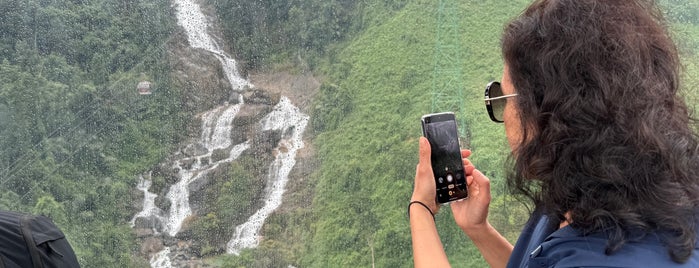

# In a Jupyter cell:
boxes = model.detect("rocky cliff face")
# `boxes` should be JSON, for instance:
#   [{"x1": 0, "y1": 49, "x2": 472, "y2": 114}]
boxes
[
  {"x1": 130, "y1": 1, "x2": 320, "y2": 266},
  {"x1": 167, "y1": 30, "x2": 236, "y2": 116}
]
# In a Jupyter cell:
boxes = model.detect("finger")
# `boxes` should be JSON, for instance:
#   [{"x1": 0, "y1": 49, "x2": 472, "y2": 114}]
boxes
[
  {"x1": 419, "y1": 137, "x2": 432, "y2": 165},
  {"x1": 415, "y1": 137, "x2": 432, "y2": 179},
  {"x1": 417, "y1": 137, "x2": 432, "y2": 178},
  {"x1": 464, "y1": 165, "x2": 476, "y2": 185},
  {"x1": 470, "y1": 168, "x2": 491, "y2": 201},
  {"x1": 462, "y1": 158, "x2": 472, "y2": 167},
  {"x1": 461, "y1": 149, "x2": 471, "y2": 158},
  {"x1": 464, "y1": 165, "x2": 475, "y2": 174}
]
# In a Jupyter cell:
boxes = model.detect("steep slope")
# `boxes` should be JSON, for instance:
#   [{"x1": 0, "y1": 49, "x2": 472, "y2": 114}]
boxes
[
  {"x1": 213, "y1": 0, "x2": 699, "y2": 267},
  {"x1": 301, "y1": 1, "x2": 528, "y2": 267}
]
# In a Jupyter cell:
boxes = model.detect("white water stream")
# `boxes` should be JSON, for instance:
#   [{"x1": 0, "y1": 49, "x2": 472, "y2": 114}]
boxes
[
  {"x1": 129, "y1": 172, "x2": 165, "y2": 232},
  {"x1": 130, "y1": 0, "x2": 309, "y2": 266},
  {"x1": 163, "y1": 105, "x2": 249, "y2": 236},
  {"x1": 172, "y1": 0, "x2": 250, "y2": 90},
  {"x1": 227, "y1": 97, "x2": 309, "y2": 254}
]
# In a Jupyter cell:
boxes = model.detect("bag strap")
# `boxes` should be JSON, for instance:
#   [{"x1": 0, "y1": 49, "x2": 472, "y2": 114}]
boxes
[{"x1": 20, "y1": 214, "x2": 44, "y2": 268}]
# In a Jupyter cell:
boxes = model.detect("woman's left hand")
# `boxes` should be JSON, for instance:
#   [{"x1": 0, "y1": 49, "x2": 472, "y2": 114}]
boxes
[{"x1": 450, "y1": 150, "x2": 492, "y2": 235}]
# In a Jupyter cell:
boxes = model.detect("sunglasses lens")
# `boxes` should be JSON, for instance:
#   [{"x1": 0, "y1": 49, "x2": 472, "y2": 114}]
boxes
[
  {"x1": 485, "y1": 81, "x2": 507, "y2": 123},
  {"x1": 490, "y1": 83, "x2": 505, "y2": 122}
]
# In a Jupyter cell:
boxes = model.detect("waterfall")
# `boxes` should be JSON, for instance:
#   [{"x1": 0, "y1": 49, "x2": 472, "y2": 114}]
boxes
[
  {"x1": 149, "y1": 106, "x2": 250, "y2": 268},
  {"x1": 163, "y1": 105, "x2": 250, "y2": 236},
  {"x1": 129, "y1": 172, "x2": 165, "y2": 232},
  {"x1": 150, "y1": 248, "x2": 172, "y2": 268},
  {"x1": 131, "y1": 0, "x2": 310, "y2": 266},
  {"x1": 227, "y1": 97, "x2": 309, "y2": 254},
  {"x1": 172, "y1": 0, "x2": 251, "y2": 90}
]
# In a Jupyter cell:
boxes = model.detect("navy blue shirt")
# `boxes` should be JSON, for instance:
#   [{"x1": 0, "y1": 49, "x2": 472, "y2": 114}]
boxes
[{"x1": 506, "y1": 209, "x2": 699, "y2": 268}]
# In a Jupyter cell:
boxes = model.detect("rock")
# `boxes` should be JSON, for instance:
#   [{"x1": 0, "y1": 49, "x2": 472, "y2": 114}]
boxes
[
  {"x1": 200, "y1": 156, "x2": 210, "y2": 166},
  {"x1": 178, "y1": 240, "x2": 192, "y2": 249},
  {"x1": 188, "y1": 162, "x2": 231, "y2": 214},
  {"x1": 230, "y1": 126, "x2": 249, "y2": 145},
  {"x1": 151, "y1": 164, "x2": 179, "y2": 192},
  {"x1": 167, "y1": 30, "x2": 233, "y2": 114},
  {"x1": 183, "y1": 143, "x2": 208, "y2": 157},
  {"x1": 253, "y1": 129, "x2": 283, "y2": 155},
  {"x1": 162, "y1": 235, "x2": 179, "y2": 247},
  {"x1": 154, "y1": 162, "x2": 179, "y2": 179},
  {"x1": 155, "y1": 196, "x2": 171, "y2": 213},
  {"x1": 175, "y1": 215, "x2": 197, "y2": 240},
  {"x1": 134, "y1": 228, "x2": 154, "y2": 238},
  {"x1": 242, "y1": 88, "x2": 281, "y2": 105},
  {"x1": 128, "y1": 187, "x2": 145, "y2": 214},
  {"x1": 229, "y1": 92, "x2": 241, "y2": 104},
  {"x1": 140, "y1": 237, "x2": 164, "y2": 255},
  {"x1": 233, "y1": 104, "x2": 271, "y2": 127},
  {"x1": 188, "y1": 173, "x2": 212, "y2": 201},
  {"x1": 248, "y1": 71, "x2": 321, "y2": 114},
  {"x1": 282, "y1": 125, "x2": 296, "y2": 140},
  {"x1": 165, "y1": 168, "x2": 180, "y2": 184},
  {"x1": 211, "y1": 148, "x2": 229, "y2": 162},
  {"x1": 134, "y1": 216, "x2": 163, "y2": 232}
]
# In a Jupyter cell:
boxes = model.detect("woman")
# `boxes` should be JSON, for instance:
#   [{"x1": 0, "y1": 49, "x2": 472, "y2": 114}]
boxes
[{"x1": 409, "y1": 0, "x2": 699, "y2": 267}]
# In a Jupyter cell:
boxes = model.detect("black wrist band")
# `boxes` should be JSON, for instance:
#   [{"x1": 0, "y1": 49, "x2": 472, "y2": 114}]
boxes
[{"x1": 408, "y1": 200, "x2": 435, "y2": 220}]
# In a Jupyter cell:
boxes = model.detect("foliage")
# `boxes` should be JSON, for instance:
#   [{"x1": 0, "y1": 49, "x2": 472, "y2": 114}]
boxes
[
  {"x1": 295, "y1": 1, "x2": 521, "y2": 266},
  {"x1": 216, "y1": 0, "x2": 699, "y2": 267},
  {"x1": 310, "y1": 82, "x2": 354, "y2": 133},
  {"x1": 188, "y1": 153, "x2": 269, "y2": 255},
  {"x1": 207, "y1": 0, "x2": 406, "y2": 70},
  {"x1": 0, "y1": 0, "x2": 184, "y2": 266}
]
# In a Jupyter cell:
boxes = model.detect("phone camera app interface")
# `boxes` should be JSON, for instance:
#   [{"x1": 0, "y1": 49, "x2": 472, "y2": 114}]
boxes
[{"x1": 425, "y1": 120, "x2": 465, "y2": 202}]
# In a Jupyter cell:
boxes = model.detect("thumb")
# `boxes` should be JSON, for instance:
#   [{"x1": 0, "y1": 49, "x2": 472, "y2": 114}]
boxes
[{"x1": 418, "y1": 136, "x2": 432, "y2": 167}]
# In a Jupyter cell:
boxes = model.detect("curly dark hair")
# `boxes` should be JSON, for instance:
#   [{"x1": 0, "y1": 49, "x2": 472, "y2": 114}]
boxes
[{"x1": 502, "y1": 0, "x2": 699, "y2": 263}]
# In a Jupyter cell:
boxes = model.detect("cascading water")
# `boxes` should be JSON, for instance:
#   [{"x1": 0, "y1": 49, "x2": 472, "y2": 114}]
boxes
[
  {"x1": 166, "y1": 0, "x2": 253, "y2": 238},
  {"x1": 130, "y1": 172, "x2": 165, "y2": 232},
  {"x1": 172, "y1": 0, "x2": 250, "y2": 90},
  {"x1": 148, "y1": 104, "x2": 250, "y2": 267},
  {"x1": 130, "y1": 0, "x2": 309, "y2": 266},
  {"x1": 163, "y1": 105, "x2": 249, "y2": 236},
  {"x1": 227, "y1": 97, "x2": 309, "y2": 254}
]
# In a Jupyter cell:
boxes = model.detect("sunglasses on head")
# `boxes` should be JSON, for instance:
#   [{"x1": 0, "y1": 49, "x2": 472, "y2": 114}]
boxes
[{"x1": 484, "y1": 81, "x2": 518, "y2": 123}]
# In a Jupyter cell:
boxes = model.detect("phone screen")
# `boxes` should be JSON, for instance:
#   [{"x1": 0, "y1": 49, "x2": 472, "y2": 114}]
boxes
[{"x1": 421, "y1": 112, "x2": 468, "y2": 203}]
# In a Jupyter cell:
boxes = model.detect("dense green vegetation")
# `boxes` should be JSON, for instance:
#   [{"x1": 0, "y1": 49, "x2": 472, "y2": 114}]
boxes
[
  {"x1": 209, "y1": 0, "x2": 407, "y2": 70},
  {"x1": 300, "y1": 1, "x2": 529, "y2": 266},
  {"x1": 0, "y1": 0, "x2": 185, "y2": 266},
  {"x1": 212, "y1": 0, "x2": 699, "y2": 267}
]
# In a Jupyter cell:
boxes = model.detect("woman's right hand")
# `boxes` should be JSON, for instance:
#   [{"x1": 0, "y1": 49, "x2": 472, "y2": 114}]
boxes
[
  {"x1": 450, "y1": 150, "x2": 493, "y2": 236},
  {"x1": 451, "y1": 151, "x2": 512, "y2": 268}
]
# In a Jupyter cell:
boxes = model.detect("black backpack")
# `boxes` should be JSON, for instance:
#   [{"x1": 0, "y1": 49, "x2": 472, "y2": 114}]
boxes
[{"x1": 0, "y1": 210, "x2": 80, "y2": 268}]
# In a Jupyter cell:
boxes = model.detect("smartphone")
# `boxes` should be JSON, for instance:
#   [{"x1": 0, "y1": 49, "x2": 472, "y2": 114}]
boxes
[{"x1": 421, "y1": 112, "x2": 468, "y2": 203}]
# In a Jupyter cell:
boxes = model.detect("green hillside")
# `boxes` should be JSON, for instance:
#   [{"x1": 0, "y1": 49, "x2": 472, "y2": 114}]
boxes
[
  {"x1": 0, "y1": 1, "x2": 183, "y2": 266},
  {"x1": 304, "y1": 1, "x2": 528, "y2": 267},
  {"x1": 217, "y1": 0, "x2": 699, "y2": 267}
]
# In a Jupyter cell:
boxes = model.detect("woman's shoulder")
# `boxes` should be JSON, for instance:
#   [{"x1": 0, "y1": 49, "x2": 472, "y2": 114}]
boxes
[{"x1": 532, "y1": 226, "x2": 699, "y2": 268}]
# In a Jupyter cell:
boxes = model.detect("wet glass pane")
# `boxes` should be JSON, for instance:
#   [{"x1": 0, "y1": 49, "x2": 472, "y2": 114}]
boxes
[{"x1": 0, "y1": 0, "x2": 697, "y2": 267}]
